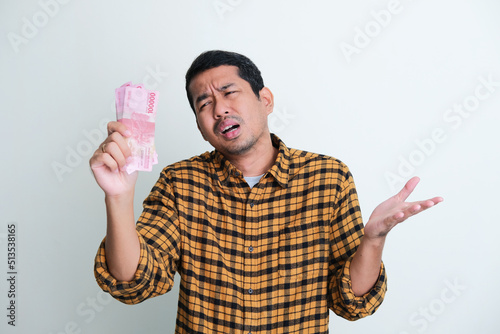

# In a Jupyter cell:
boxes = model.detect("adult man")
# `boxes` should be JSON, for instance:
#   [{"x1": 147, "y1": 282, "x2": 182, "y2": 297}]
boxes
[{"x1": 91, "y1": 50, "x2": 442, "y2": 333}]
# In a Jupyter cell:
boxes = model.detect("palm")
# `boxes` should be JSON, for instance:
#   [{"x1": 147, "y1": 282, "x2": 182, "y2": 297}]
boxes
[{"x1": 364, "y1": 177, "x2": 443, "y2": 239}]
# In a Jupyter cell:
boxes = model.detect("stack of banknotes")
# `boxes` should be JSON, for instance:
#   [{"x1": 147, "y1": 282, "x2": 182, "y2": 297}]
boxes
[{"x1": 115, "y1": 82, "x2": 159, "y2": 174}]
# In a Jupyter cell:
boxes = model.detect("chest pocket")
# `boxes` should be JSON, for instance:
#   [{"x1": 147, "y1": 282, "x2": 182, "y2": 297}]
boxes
[{"x1": 278, "y1": 219, "x2": 327, "y2": 281}]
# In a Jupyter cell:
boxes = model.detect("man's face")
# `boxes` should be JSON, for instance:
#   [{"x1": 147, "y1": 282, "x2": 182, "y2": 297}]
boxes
[{"x1": 189, "y1": 65, "x2": 274, "y2": 157}]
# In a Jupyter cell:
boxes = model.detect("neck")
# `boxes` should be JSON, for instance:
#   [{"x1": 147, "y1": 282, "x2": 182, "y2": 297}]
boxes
[{"x1": 225, "y1": 135, "x2": 278, "y2": 177}]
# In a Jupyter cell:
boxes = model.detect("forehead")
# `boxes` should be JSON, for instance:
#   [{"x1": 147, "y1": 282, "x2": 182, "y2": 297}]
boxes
[{"x1": 189, "y1": 65, "x2": 244, "y2": 96}]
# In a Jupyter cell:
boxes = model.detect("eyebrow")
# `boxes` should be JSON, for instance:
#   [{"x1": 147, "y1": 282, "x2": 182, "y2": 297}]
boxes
[{"x1": 195, "y1": 83, "x2": 235, "y2": 105}]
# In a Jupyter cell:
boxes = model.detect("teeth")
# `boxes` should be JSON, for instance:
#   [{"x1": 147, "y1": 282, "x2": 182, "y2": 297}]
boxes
[{"x1": 222, "y1": 125, "x2": 237, "y2": 134}]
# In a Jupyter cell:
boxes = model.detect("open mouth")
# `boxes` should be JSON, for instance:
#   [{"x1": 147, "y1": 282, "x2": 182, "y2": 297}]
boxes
[{"x1": 221, "y1": 124, "x2": 240, "y2": 134}]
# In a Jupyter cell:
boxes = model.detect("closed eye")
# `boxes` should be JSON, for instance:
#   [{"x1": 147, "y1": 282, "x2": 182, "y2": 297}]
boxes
[{"x1": 199, "y1": 101, "x2": 212, "y2": 112}]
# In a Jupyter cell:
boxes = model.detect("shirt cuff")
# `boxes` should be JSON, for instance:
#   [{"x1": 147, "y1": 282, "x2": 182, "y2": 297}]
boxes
[
  {"x1": 94, "y1": 231, "x2": 153, "y2": 302},
  {"x1": 337, "y1": 256, "x2": 388, "y2": 319}
]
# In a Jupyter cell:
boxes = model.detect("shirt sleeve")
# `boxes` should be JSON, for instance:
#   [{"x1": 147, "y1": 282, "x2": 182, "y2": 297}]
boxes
[
  {"x1": 94, "y1": 169, "x2": 181, "y2": 305},
  {"x1": 327, "y1": 162, "x2": 387, "y2": 320}
]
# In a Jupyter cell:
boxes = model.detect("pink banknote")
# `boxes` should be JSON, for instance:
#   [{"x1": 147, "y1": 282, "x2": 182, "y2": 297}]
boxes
[{"x1": 115, "y1": 82, "x2": 159, "y2": 174}]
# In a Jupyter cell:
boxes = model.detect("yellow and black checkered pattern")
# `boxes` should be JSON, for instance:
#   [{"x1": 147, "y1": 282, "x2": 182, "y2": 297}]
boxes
[{"x1": 95, "y1": 135, "x2": 387, "y2": 333}]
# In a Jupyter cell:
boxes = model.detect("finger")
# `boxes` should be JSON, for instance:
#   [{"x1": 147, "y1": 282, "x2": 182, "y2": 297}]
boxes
[
  {"x1": 382, "y1": 211, "x2": 406, "y2": 230},
  {"x1": 100, "y1": 152, "x2": 120, "y2": 172},
  {"x1": 418, "y1": 197, "x2": 444, "y2": 211},
  {"x1": 388, "y1": 208, "x2": 414, "y2": 225},
  {"x1": 90, "y1": 151, "x2": 119, "y2": 172},
  {"x1": 108, "y1": 131, "x2": 132, "y2": 158},
  {"x1": 392, "y1": 211, "x2": 405, "y2": 221},
  {"x1": 396, "y1": 198, "x2": 442, "y2": 221},
  {"x1": 431, "y1": 196, "x2": 444, "y2": 204},
  {"x1": 396, "y1": 176, "x2": 420, "y2": 202},
  {"x1": 102, "y1": 141, "x2": 127, "y2": 168},
  {"x1": 107, "y1": 121, "x2": 132, "y2": 137},
  {"x1": 415, "y1": 197, "x2": 444, "y2": 209}
]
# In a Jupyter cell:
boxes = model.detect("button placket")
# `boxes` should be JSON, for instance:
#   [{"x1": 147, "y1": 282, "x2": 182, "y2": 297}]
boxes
[{"x1": 245, "y1": 195, "x2": 258, "y2": 330}]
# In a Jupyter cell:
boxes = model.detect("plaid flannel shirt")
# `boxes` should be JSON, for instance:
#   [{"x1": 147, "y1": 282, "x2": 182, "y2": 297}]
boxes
[{"x1": 95, "y1": 134, "x2": 387, "y2": 333}]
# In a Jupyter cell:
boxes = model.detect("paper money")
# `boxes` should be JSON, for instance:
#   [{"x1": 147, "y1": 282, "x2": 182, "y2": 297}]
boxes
[{"x1": 115, "y1": 82, "x2": 159, "y2": 174}]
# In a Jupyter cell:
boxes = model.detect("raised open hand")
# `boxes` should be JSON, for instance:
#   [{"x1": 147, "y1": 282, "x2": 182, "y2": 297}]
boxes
[{"x1": 364, "y1": 177, "x2": 443, "y2": 240}]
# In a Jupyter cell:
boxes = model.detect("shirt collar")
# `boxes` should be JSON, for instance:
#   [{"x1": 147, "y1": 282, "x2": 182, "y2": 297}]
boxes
[{"x1": 211, "y1": 134, "x2": 290, "y2": 188}]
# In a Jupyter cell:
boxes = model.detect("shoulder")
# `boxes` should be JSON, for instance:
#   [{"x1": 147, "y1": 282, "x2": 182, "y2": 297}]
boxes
[
  {"x1": 159, "y1": 151, "x2": 214, "y2": 179},
  {"x1": 285, "y1": 147, "x2": 358, "y2": 201},
  {"x1": 287, "y1": 147, "x2": 352, "y2": 180}
]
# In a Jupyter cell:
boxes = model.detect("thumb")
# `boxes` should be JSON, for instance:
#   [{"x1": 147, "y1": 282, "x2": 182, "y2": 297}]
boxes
[{"x1": 396, "y1": 176, "x2": 420, "y2": 201}]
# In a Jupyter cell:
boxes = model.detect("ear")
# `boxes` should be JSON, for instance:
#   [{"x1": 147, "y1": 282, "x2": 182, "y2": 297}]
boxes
[
  {"x1": 259, "y1": 87, "x2": 274, "y2": 115},
  {"x1": 196, "y1": 119, "x2": 208, "y2": 141}
]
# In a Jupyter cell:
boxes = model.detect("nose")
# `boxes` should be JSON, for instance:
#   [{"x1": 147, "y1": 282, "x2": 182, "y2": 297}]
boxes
[{"x1": 213, "y1": 99, "x2": 229, "y2": 119}]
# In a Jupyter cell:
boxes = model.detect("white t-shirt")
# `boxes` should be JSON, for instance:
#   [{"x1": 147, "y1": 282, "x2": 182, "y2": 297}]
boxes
[{"x1": 243, "y1": 174, "x2": 264, "y2": 189}]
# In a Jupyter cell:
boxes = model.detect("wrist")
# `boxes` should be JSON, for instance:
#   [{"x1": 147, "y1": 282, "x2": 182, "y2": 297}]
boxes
[
  {"x1": 361, "y1": 233, "x2": 386, "y2": 250},
  {"x1": 105, "y1": 190, "x2": 134, "y2": 206}
]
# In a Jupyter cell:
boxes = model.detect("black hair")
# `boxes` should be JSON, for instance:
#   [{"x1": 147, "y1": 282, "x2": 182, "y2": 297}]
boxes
[{"x1": 185, "y1": 50, "x2": 265, "y2": 113}]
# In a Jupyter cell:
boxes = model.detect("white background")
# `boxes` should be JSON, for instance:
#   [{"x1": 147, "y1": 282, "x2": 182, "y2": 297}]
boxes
[{"x1": 1, "y1": 0, "x2": 499, "y2": 333}]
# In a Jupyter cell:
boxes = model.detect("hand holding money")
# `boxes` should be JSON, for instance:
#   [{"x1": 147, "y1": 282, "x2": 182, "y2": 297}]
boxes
[
  {"x1": 90, "y1": 82, "x2": 159, "y2": 197},
  {"x1": 89, "y1": 121, "x2": 137, "y2": 197},
  {"x1": 90, "y1": 82, "x2": 158, "y2": 282},
  {"x1": 115, "y1": 82, "x2": 159, "y2": 174}
]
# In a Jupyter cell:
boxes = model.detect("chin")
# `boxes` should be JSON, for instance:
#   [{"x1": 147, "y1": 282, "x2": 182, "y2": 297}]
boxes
[{"x1": 225, "y1": 139, "x2": 258, "y2": 155}]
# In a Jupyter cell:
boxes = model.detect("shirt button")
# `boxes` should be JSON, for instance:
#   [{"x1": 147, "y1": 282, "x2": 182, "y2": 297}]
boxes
[
  {"x1": 248, "y1": 246, "x2": 254, "y2": 252},
  {"x1": 248, "y1": 288, "x2": 253, "y2": 294},
  {"x1": 250, "y1": 203, "x2": 254, "y2": 208},
  {"x1": 234, "y1": 171, "x2": 240, "y2": 177}
]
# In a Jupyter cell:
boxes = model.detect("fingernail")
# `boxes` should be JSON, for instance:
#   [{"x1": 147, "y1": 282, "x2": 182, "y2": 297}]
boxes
[{"x1": 125, "y1": 130, "x2": 132, "y2": 137}]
